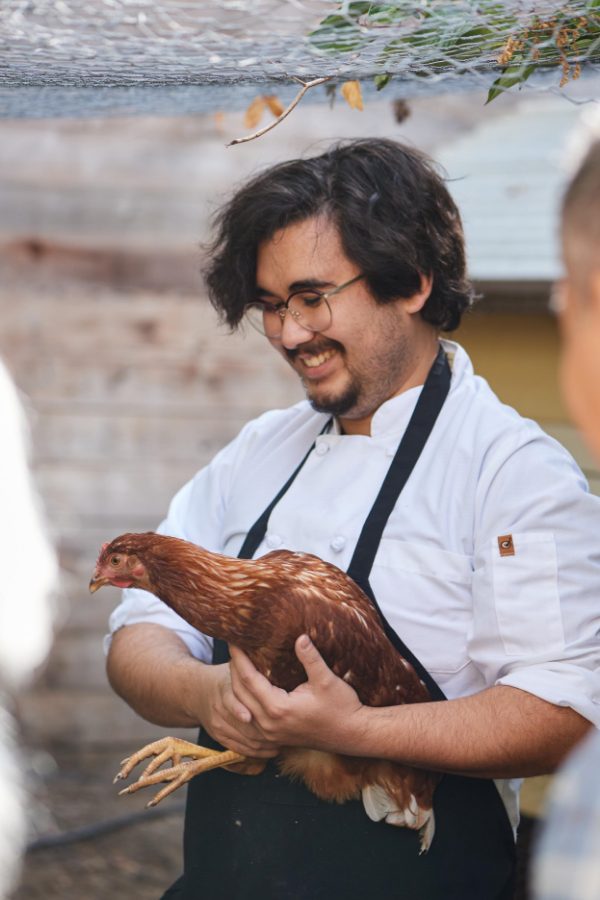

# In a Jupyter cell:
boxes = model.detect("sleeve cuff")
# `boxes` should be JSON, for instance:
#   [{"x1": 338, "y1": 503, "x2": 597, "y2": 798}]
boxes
[
  {"x1": 103, "y1": 587, "x2": 214, "y2": 663},
  {"x1": 497, "y1": 662, "x2": 600, "y2": 728}
]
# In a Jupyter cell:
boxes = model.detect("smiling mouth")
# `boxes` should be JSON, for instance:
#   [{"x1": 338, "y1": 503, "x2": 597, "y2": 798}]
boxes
[{"x1": 301, "y1": 349, "x2": 336, "y2": 369}]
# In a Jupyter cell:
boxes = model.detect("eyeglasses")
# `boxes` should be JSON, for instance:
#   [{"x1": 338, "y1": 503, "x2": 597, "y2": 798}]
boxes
[{"x1": 244, "y1": 274, "x2": 364, "y2": 338}]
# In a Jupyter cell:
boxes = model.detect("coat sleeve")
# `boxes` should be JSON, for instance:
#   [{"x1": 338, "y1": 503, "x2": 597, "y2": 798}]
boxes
[
  {"x1": 104, "y1": 416, "x2": 266, "y2": 662},
  {"x1": 469, "y1": 428, "x2": 600, "y2": 727}
]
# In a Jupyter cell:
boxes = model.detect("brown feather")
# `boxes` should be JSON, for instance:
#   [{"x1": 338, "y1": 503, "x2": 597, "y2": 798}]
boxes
[{"x1": 94, "y1": 532, "x2": 440, "y2": 849}]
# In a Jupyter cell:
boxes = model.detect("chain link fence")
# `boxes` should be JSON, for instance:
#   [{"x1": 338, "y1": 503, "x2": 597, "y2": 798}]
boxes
[{"x1": 1, "y1": 3, "x2": 599, "y2": 119}]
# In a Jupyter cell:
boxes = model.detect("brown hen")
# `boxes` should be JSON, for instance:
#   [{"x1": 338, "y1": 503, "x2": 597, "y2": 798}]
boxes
[{"x1": 90, "y1": 532, "x2": 439, "y2": 851}]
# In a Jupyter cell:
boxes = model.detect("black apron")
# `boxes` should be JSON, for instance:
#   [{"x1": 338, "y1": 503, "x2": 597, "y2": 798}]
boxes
[{"x1": 162, "y1": 348, "x2": 516, "y2": 900}]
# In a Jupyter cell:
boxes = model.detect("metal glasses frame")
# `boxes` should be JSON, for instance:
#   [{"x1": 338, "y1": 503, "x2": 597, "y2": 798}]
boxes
[{"x1": 244, "y1": 273, "x2": 364, "y2": 337}]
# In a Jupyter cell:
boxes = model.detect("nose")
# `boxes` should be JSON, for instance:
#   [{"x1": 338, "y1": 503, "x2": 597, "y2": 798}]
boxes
[{"x1": 279, "y1": 310, "x2": 314, "y2": 350}]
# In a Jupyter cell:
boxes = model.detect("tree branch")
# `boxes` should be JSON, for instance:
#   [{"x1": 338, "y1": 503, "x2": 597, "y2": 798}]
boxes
[{"x1": 227, "y1": 76, "x2": 332, "y2": 148}]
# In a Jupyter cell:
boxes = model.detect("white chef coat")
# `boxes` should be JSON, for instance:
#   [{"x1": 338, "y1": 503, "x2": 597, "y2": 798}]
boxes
[{"x1": 107, "y1": 340, "x2": 600, "y2": 830}]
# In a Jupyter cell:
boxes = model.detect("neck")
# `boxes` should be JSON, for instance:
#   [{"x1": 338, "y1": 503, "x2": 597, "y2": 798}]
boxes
[
  {"x1": 339, "y1": 335, "x2": 440, "y2": 436},
  {"x1": 140, "y1": 536, "x2": 270, "y2": 649}
]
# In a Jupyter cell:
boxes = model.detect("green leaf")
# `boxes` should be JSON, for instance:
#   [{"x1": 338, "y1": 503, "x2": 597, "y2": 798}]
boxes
[
  {"x1": 308, "y1": 4, "x2": 373, "y2": 54},
  {"x1": 374, "y1": 73, "x2": 392, "y2": 90},
  {"x1": 486, "y1": 63, "x2": 536, "y2": 103}
]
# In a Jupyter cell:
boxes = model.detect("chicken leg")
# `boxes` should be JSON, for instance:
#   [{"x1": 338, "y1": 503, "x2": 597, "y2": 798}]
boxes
[{"x1": 114, "y1": 736, "x2": 259, "y2": 807}]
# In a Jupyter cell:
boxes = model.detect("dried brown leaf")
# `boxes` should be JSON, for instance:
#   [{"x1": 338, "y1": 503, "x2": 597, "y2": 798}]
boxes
[
  {"x1": 341, "y1": 80, "x2": 364, "y2": 111},
  {"x1": 264, "y1": 95, "x2": 285, "y2": 118},
  {"x1": 244, "y1": 96, "x2": 266, "y2": 129}
]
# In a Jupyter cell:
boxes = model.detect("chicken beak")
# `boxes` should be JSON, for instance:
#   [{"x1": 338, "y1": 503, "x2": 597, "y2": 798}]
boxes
[{"x1": 89, "y1": 575, "x2": 109, "y2": 593}]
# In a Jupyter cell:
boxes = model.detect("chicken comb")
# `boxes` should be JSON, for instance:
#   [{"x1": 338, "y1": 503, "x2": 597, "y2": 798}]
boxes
[{"x1": 95, "y1": 541, "x2": 110, "y2": 566}]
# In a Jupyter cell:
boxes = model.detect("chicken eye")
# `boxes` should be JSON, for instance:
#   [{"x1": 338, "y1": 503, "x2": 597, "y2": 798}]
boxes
[{"x1": 110, "y1": 555, "x2": 121, "y2": 566}]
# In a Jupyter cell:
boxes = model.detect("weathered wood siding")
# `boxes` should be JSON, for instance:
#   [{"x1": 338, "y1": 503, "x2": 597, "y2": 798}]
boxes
[
  {"x1": 0, "y1": 103, "x2": 596, "y2": 752},
  {"x1": 3, "y1": 280, "x2": 301, "y2": 747}
]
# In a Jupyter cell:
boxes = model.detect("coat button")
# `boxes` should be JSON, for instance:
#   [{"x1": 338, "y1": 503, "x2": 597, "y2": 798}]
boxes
[
  {"x1": 315, "y1": 442, "x2": 329, "y2": 456},
  {"x1": 330, "y1": 535, "x2": 346, "y2": 552},
  {"x1": 266, "y1": 533, "x2": 282, "y2": 549}
]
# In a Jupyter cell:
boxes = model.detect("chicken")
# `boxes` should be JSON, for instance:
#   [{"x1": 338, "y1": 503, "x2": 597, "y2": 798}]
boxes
[{"x1": 90, "y1": 532, "x2": 439, "y2": 851}]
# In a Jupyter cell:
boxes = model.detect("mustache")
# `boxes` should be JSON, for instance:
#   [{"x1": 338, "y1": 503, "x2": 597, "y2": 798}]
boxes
[{"x1": 284, "y1": 338, "x2": 343, "y2": 362}]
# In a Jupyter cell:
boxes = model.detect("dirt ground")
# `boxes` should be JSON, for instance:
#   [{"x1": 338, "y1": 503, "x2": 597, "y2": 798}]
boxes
[{"x1": 11, "y1": 747, "x2": 186, "y2": 900}]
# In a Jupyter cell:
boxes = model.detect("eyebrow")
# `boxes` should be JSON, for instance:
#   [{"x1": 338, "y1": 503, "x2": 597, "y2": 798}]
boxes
[{"x1": 255, "y1": 278, "x2": 336, "y2": 299}]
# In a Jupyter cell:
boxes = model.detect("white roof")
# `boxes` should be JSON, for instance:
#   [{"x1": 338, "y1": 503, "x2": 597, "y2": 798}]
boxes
[{"x1": 437, "y1": 96, "x2": 587, "y2": 283}]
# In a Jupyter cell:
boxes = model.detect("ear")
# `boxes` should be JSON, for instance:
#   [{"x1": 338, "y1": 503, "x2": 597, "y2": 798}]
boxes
[
  {"x1": 125, "y1": 554, "x2": 145, "y2": 578},
  {"x1": 403, "y1": 273, "x2": 433, "y2": 315}
]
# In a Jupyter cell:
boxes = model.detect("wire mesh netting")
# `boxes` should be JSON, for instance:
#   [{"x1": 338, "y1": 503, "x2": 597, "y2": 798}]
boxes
[{"x1": 1, "y1": 1, "x2": 599, "y2": 117}]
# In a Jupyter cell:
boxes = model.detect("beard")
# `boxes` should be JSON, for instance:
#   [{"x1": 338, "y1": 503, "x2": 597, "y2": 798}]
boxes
[
  {"x1": 285, "y1": 338, "x2": 361, "y2": 416},
  {"x1": 285, "y1": 324, "x2": 415, "y2": 422},
  {"x1": 306, "y1": 378, "x2": 361, "y2": 416}
]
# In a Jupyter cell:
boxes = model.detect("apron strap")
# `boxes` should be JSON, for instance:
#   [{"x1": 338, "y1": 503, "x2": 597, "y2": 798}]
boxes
[
  {"x1": 228, "y1": 346, "x2": 451, "y2": 700},
  {"x1": 345, "y1": 346, "x2": 451, "y2": 702},
  {"x1": 360, "y1": 579, "x2": 447, "y2": 702},
  {"x1": 346, "y1": 346, "x2": 451, "y2": 583}
]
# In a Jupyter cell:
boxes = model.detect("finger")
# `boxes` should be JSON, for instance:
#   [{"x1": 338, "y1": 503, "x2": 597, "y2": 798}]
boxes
[
  {"x1": 214, "y1": 728, "x2": 279, "y2": 758},
  {"x1": 230, "y1": 646, "x2": 289, "y2": 724},
  {"x1": 221, "y1": 684, "x2": 253, "y2": 724},
  {"x1": 229, "y1": 646, "x2": 258, "y2": 680},
  {"x1": 210, "y1": 711, "x2": 278, "y2": 753},
  {"x1": 230, "y1": 646, "x2": 278, "y2": 703},
  {"x1": 294, "y1": 634, "x2": 332, "y2": 685}
]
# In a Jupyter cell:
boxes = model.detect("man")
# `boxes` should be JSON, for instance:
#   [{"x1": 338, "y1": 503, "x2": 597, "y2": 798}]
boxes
[
  {"x1": 531, "y1": 118, "x2": 600, "y2": 900},
  {"x1": 106, "y1": 139, "x2": 600, "y2": 899}
]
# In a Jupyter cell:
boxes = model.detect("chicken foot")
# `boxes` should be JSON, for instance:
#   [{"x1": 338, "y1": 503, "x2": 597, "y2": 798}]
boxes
[{"x1": 114, "y1": 736, "x2": 247, "y2": 807}]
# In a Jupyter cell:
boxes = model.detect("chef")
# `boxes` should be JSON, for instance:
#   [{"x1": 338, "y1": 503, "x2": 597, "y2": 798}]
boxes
[{"x1": 106, "y1": 139, "x2": 600, "y2": 899}]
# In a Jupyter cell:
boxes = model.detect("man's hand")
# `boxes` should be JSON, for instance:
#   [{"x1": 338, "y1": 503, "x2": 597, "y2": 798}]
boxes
[
  {"x1": 107, "y1": 623, "x2": 278, "y2": 758},
  {"x1": 230, "y1": 634, "x2": 592, "y2": 776},
  {"x1": 197, "y1": 662, "x2": 279, "y2": 758},
  {"x1": 230, "y1": 635, "x2": 366, "y2": 752},
  {"x1": 109, "y1": 624, "x2": 590, "y2": 776}
]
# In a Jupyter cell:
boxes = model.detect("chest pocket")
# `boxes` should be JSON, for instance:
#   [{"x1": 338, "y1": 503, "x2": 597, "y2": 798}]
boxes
[
  {"x1": 371, "y1": 540, "x2": 473, "y2": 676},
  {"x1": 490, "y1": 531, "x2": 563, "y2": 657}
]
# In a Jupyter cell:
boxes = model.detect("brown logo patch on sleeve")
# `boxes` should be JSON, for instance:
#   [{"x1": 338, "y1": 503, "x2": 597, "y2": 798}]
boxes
[{"x1": 498, "y1": 534, "x2": 515, "y2": 557}]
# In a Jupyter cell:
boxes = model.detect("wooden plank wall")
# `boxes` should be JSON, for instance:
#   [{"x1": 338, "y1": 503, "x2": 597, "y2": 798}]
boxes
[
  {"x1": 7, "y1": 283, "x2": 598, "y2": 752},
  {"x1": 1, "y1": 274, "x2": 301, "y2": 747},
  {"x1": 1, "y1": 104, "x2": 596, "y2": 754}
]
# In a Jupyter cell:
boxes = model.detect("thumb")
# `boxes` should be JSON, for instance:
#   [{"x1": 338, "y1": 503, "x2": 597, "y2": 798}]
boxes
[{"x1": 295, "y1": 634, "x2": 331, "y2": 683}]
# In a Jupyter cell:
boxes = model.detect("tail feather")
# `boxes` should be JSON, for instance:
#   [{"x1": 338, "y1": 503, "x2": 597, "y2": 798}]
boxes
[{"x1": 362, "y1": 783, "x2": 435, "y2": 853}]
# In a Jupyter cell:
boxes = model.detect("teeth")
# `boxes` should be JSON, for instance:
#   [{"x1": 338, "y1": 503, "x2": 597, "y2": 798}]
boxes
[{"x1": 302, "y1": 350, "x2": 335, "y2": 368}]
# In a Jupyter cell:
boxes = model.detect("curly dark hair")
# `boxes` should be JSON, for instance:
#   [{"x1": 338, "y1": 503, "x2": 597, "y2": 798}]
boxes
[{"x1": 204, "y1": 139, "x2": 474, "y2": 332}]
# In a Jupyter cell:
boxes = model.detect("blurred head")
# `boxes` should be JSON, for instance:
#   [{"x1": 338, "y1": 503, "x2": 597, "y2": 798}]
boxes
[
  {"x1": 205, "y1": 138, "x2": 474, "y2": 334},
  {"x1": 559, "y1": 115, "x2": 600, "y2": 460}
]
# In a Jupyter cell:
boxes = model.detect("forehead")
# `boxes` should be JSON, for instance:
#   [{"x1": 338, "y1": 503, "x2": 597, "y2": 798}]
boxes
[{"x1": 256, "y1": 216, "x2": 354, "y2": 288}]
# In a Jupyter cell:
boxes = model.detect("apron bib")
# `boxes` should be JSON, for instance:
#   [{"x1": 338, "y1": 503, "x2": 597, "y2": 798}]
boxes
[{"x1": 162, "y1": 348, "x2": 516, "y2": 900}]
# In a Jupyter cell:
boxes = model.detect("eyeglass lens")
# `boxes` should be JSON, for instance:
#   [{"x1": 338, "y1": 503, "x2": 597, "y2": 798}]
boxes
[{"x1": 247, "y1": 292, "x2": 331, "y2": 337}]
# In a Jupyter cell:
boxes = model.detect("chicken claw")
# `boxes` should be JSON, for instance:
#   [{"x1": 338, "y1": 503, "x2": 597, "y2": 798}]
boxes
[{"x1": 114, "y1": 737, "x2": 246, "y2": 807}]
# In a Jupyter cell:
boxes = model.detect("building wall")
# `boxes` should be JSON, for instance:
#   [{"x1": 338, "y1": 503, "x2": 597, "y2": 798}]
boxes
[
  {"x1": 456, "y1": 310, "x2": 600, "y2": 495},
  {"x1": 4, "y1": 276, "x2": 301, "y2": 748},
  {"x1": 7, "y1": 290, "x2": 597, "y2": 753},
  {"x1": 1, "y1": 105, "x2": 596, "y2": 755}
]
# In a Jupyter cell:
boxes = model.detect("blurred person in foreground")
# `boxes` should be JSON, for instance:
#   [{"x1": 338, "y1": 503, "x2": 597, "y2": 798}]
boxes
[
  {"x1": 106, "y1": 139, "x2": 600, "y2": 900},
  {"x1": 0, "y1": 359, "x2": 56, "y2": 898},
  {"x1": 532, "y1": 114, "x2": 600, "y2": 900}
]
